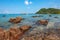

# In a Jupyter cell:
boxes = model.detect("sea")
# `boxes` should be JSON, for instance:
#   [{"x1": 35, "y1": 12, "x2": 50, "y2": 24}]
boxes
[{"x1": 0, "y1": 14, "x2": 60, "y2": 30}]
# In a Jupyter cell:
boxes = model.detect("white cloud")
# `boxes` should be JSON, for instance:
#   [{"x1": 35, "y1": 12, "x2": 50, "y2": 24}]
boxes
[
  {"x1": 3, "y1": 10, "x2": 9, "y2": 13},
  {"x1": 25, "y1": 0, "x2": 29, "y2": 5},
  {"x1": 30, "y1": 1, "x2": 32, "y2": 4},
  {"x1": 24, "y1": 0, "x2": 32, "y2": 5}
]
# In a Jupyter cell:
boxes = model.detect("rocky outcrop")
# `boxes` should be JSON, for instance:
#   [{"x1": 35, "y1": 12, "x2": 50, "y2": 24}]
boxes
[
  {"x1": 9, "y1": 17, "x2": 22, "y2": 23},
  {"x1": 0, "y1": 25, "x2": 31, "y2": 40},
  {"x1": 21, "y1": 28, "x2": 60, "y2": 40},
  {"x1": 36, "y1": 20, "x2": 48, "y2": 26},
  {"x1": 0, "y1": 28, "x2": 5, "y2": 40}
]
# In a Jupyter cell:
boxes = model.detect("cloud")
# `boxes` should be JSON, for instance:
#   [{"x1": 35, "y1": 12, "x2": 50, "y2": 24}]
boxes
[
  {"x1": 25, "y1": 0, "x2": 29, "y2": 5},
  {"x1": 30, "y1": 1, "x2": 32, "y2": 4},
  {"x1": 0, "y1": 10, "x2": 9, "y2": 14},
  {"x1": 24, "y1": 0, "x2": 32, "y2": 5},
  {"x1": 3, "y1": 10, "x2": 9, "y2": 13}
]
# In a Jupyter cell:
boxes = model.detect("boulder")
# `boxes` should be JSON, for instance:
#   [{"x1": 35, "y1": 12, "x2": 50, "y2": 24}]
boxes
[
  {"x1": 4, "y1": 31, "x2": 10, "y2": 40},
  {"x1": 9, "y1": 27, "x2": 23, "y2": 40},
  {"x1": 0, "y1": 25, "x2": 31, "y2": 40},
  {"x1": 0, "y1": 28, "x2": 5, "y2": 40},
  {"x1": 36, "y1": 20, "x2": 48, "y2": 26},
  {"x1": 20, "y1": 25, "x2": 31, "y2": 32},
  {"x1": 9, "y1": 25, "x2": 31, "y2": 40},
  {"x1": 9, "y1": 17, "x2": 22, "y2": 23}
]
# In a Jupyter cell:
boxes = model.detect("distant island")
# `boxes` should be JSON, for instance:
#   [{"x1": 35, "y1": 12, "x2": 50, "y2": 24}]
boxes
[{"x1": 36, "y1": 8, "x2": 60, "y2": 14}]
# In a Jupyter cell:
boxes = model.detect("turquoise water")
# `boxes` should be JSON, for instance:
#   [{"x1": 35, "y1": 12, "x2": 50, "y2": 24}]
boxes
[{"x1": 0, "y1": 14, "x2": 60, "y2": 29}]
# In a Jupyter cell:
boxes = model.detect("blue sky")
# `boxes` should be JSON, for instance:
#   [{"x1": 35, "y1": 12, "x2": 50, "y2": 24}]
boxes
[{"x1": 0, "y1": 0, "x2": 60, "y2": 13}]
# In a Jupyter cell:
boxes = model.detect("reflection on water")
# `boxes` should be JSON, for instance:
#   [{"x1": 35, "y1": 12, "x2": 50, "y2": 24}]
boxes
[{"x1": 0, "y1": 14, "x2": 60, "y2": 30}]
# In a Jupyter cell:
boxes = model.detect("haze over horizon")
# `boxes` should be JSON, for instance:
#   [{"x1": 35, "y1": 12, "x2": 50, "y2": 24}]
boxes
[{"x1": 0, "y1": 0, "x2": 60, "y2": 14}]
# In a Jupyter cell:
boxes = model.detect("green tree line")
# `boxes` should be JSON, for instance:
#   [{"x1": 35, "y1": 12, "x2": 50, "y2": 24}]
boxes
[{"x1": 36, "y1": 8, "x2": 60, "y2": 14}]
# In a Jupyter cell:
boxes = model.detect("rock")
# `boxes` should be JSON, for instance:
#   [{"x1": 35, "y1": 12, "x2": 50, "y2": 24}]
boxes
[
  {"x1": 47, "y1": 22, "x2": 54, "y2": 29},
  {"x1": 9, "y1": 25, "x2": 31, "y2": 40},
  {"x1": 9, "y1": 27, "x2": 23, "y2": 40},
  {"x1": 9, "y1": 17, "x2": 22, "y2": 23},
  {"x1": 2, "y1": 15, "x2": 6, "y2": 17},
  {"x1": 4, "y1": 31, "x2": 10, "y2": 40},
  {"x1": 0, "y1": 28, "x2": 5, "y2": 40},
  {"x1": 32, "y1": 15, "x2": 43, "y2": 18},
  {"x1": 49, "y1": 15, "x2": 52, "y2": 17},
  {"x1": 44, "y1": 34, "x2": 60, "y2": 40},
  {"x1": 32, "y1": 16, "x2": 40, "y2": 18},
  {"x1": 0, "y1": 25, "x2": 31, "y2": 40},
  {"x1": 20, "y1": 25, "x2": 31, "y2": 32},
  {"x1": 36, "y1": 20, "x2": 48, "y2": 26},
  {"x1": 54, "y1": 22, "x2": 60, "y2": 28},
  {"x1": 54, "y1": 16, "x2": 58, "y2": 18},
  {"x1": 21, "y1": 28, "x2": 60, "y2": 40}
]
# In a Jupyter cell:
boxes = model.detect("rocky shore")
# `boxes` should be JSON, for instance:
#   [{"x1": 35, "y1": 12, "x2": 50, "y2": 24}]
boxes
[
  {"x1": 0, "y1": 25, "x2": 31, "y2": 40},
  {"x1": 21, "y1": 28, "x2": 60, "y2": 40},
  {"x1": 0, "y1": 16, "x2": 60, "y2": 40}
]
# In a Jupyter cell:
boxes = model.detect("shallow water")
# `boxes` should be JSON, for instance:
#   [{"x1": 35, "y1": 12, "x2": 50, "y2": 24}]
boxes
[{"x1": 0, "y1": 14, "x2": 60, "y2": 29}]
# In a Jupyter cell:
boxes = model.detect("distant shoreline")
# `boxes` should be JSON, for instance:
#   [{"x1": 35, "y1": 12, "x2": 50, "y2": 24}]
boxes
[{"x1": 36, "y1": 8, "x2": 60, "y2": 14}]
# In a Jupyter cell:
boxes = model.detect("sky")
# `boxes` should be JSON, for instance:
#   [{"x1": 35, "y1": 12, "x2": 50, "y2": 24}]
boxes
[{"x1": 0, "y1": 0, "x2": 60, "y2": 13}]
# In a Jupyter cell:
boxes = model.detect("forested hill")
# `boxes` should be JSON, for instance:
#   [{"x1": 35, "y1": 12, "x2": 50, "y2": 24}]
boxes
[{"x1": 36, "y1": 8, "x2": 60, "y2": 14}]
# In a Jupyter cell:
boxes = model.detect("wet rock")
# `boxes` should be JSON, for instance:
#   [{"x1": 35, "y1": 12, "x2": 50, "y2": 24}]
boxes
[
  {"x1": 0, "y1": 25, "x2": 31, "y2": 40},
  {"x1": 44, "y1": 34, "x2": 60, "y2": 40},
  {"x1": 47, "y1": 22, "x2": 54, "y2": 28},
  {"x1": 9, "y1": 17, "x2": 22, "y2": 24},
  {"x1": 36, "y1": 20, "x2": 48, "y2": 26},
  {"x1": 9, "y1": 27, "x2": 23, "y2": 40},
  {"x1": 21, "y1": 28, "x2": 60, "y2": 40},
  {"x1": 20, "y1": 25, "x2": 31, "y2": 32},
  {"x1": 4, "y1": 31, "x2": 10, "y2": 40},
  {"x1": 0, "y1": 28, "x2": 5, "y2": 40},
  {"x1": 54, "y1": 16, "x2": 58, "y2": 18},
  {"x1": 54, "y1": 22, "x2": 60, "y2": 27},
  {"x1": 49, "y1": 15, "x2": 52, "y2": 17},
  {"x1": 9, "y1": 25, "x2": 31, "y2": 40},
  {"x1": 32, "y1": 16, "x2": 40, "y2": 18},
  {"x1": 2, "y1": 15, "x2": 6, "y2": 17}
]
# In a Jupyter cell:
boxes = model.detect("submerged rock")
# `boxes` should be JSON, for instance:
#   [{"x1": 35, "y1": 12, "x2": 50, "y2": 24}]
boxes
[
  {"x1": 32, "y1": 15, "x2": 43, "y2": 18},
  {"x1": 2, "y1": 15, "x2": 6, "y2": 17},
  {"x1": 54, "y1": 16, "x2": 59, "y2": 18},
  {"x1": 49, "y1": 15, "x2": 52, "y2": 17},
  {"x1": 32, "y1": 16, "x2": 40, "y2": 18},
  {"x1": 54, "y1": 22, "x2": 60, "y2": 28},
  {"x1": 9, "y1": 17, "x2": 22, "y2": 24},
  {"x1": 36, "y1": 20, "x2": 48, "y2": 26},
  {"x1": 47, "y1": 22, "x2": 54, "y2": 29},
  {"x1": 21, "y1": 28, "x2": 60, "y2": 40}
]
